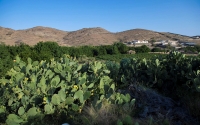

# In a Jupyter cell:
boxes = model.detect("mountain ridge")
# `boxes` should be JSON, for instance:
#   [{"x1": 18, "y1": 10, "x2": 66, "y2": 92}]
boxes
[{"x1": 0, "y1": 26, "x2": 199, "y2": 46}]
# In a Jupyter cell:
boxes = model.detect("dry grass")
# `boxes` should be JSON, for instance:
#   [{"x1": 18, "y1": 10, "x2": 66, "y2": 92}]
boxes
[
  {"x1": 80, "y1": 102, "x2": 122, "y2": 125},
  {"x1": 78, "y1": 100, "x2": 172, "y2": 125}
]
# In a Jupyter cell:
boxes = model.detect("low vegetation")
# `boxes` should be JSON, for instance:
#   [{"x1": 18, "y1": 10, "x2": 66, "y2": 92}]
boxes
[
  {"x1": 0, "y1": 42, "x2": 162, "y2": 77},
  {"x1": 0, "y1": 42, "x2": 200, "y2": 125}
]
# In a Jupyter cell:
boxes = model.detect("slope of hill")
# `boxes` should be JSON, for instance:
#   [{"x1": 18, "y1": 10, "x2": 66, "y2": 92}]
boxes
[
  {"x1": 62, "y1": 27, "x2": 117, "y2": 46},
  {"x1": 116, "y1": 29, "x2": 170, "y2": 41},
  {"x1": 0, "y1": 26, "x2": 199, "y2": 46},
  {"x1": 0, "y1": 26, "x2": 67, "y2": 46}
]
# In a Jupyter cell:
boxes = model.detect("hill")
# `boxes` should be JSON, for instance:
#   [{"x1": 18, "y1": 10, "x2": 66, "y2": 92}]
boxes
[
  {"x1": 62, "y1": 27, "x2": 117, "y2": 46},
  {"x1": 0, "y1": 26, "x2": 199, "y2": 46},
  {"x1": 0, "y1": 26, "x2": 67, "y2": 46},
  {"x1": 116, "y1": 28, "x2": 169, "y2": 41}
]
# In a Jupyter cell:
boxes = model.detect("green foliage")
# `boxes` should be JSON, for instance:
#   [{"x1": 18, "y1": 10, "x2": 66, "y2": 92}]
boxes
[
  {"x1": 105, "y1": 61, "x2": 120, "y2": 81},
  {"x1": 0, "y1": 44, "x2": 13, "y2": 77},
  {"x1": 16, "y1": 43, "x2": 33, "y2": 61},
  {"x1": 117, "y1": 51, "x2": 200, "y2": 95},
  {"x1": 134, "y1": 45, "x2": 150, "y2": 53},
  {"x1": 34, "y1": 41, "x2": 62, "y2": 61},
  {"x1": 0, "y1": 55, "x2": 135, "y2": 124},
  {"x1": 1, "y1": 42, "x2": 200, "y2": 124},
  {"x1": 182, "y1": 45, "x2": 200, "y2": 53},
  {"x1": 79, "y1": 46, "x2": 95, "y2": 57},
  {"x1": 151, "y1": 47, "x2": 165, "y2": 52},
  {"x1": 60, "y1": 42, "x2": 128, "y2": 57},
  {"x1": 114, "y1": 42, "x2": 128, "y2": 54},
  {"x1": 96, "y1": 53, "x2": 166, "y2": 62},
  {"x1": 0, "y1": 42, "x2": 155, "y2": 77},
  {"x1": 97, "y1": 46, "x2": 107, "y2": 55},
  {"x1": 112, "y1": 45, "x2": 120, "y2": 54}
]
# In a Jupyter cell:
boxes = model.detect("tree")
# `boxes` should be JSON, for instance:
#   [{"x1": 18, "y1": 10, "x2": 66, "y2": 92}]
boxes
[
  {"x1": 17, "y1": 43, "x2": 33, "y2": 61},
  {"x1": 0, "y1": 44, "x2": 13, "y2": 77},
  {"x1": 112, "y1": 46, "x2": 120, "y2": 54},
  {"x1": 105, "y1": 45, "x2": 113, "y2": 55},
  {"x1": 79, "y1": 46, "x2": 94, "y2": 57},
  {"x1": 33, "y1": 41, "x2": 62, "y2": 60},
  {"x1": 97, "y1": 46, "x2": 107, "y2": 55},
  {"x1": 135, "y1": 45, "x2": 150, "y2": 53},
  {"x1": 151, "y1": 47, "x2": 164, "y2": 52},
  {"x1": 114, "y1": 42, "x2": 128, "y2": 54}
]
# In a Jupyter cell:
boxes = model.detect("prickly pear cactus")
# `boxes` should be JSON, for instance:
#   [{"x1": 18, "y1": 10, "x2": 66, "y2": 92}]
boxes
[{"x1": 0, "y1": 55, "x2": 135, "y2": 124}]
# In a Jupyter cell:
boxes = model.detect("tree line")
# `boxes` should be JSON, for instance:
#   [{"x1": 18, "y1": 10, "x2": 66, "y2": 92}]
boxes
[
  {"x1": 0, "y1": 41, "x2": 152, "y2": 77},
  {"x1": 0, "y1": 41, "x2": 153, "y2": 60},
  {"x1": 1, "y1": 41, "x2": 200, "y2": 77}
]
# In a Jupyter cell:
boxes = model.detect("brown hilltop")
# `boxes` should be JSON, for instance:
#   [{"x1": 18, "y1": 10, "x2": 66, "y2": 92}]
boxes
[
  {"x1": 0, "y1": 26, "x2": 199, "y2": 46},
  {"x1": 0, "y1": 26, "x2": 67, "y2": 46},
  {"x1": 62, "y1": 27, "x2": 117, "y2": 46},
  {"x1": 116, "y1": 28, "x2": 200, "y2": 43},
  {"x1": 116, "y1": 28, "x2": 167, "y2": 41}
]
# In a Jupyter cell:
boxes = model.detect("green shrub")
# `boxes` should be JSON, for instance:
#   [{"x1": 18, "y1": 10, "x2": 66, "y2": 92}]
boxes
[{"x1": 0, "y1": 55, "x2": 135, "y2": 124}]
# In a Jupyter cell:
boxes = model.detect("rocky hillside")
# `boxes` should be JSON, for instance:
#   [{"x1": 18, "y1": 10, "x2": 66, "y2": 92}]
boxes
[
  {"x1": 0, "y1": 26, "x2": 67, "y2": 46},
  {"x1": 0, "y1": 26, "x2": 199, "y2": 46},
  {"x1": 116, "y1": 29, "x2": 169, "y2": 41},
  {"x1": 62, "y1": 27, "x2": 117, "y2": 46}
]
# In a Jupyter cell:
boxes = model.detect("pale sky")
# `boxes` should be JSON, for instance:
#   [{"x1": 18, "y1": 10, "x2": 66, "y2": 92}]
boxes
[{"x1": 0, "y1": 0, "x2": 200, "y2": 36}]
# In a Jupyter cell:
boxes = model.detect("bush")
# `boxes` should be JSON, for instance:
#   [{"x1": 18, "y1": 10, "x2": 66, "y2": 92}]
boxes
[
  {"x1": 0, "y1": 55, "x2": 135, "y2": 124},
  {"x1": 151, "y1": 47, "x2": 164, "y2": 52},
  {"x1": 135, "y1": 45, "x2": 150, "y2": 53}
]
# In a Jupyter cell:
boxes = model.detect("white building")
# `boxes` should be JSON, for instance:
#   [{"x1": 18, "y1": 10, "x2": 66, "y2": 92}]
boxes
[
  {"x1": 126, "y1": 40, "x2": 149, "y2": 47},
  {"x1": 167, "y1": 40, "x2": 178, "y2": 46},
  {"x1": 132, "y1": 40, "x2": 148, "y2": 44}
]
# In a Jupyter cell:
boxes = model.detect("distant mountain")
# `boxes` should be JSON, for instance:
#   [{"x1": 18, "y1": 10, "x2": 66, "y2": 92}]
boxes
[
  {"x1": 0, "y1": 26, "x2": 67, "y2": 46},
  {"x1": 62, "y1": 27, "x2": 116, "y2": 46},
  {"x1": 0, "y1": 26, "x2": 199, "y2": 46}
]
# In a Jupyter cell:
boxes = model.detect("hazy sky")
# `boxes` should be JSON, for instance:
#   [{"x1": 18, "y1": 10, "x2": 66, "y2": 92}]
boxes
[{"x1": 0, "y1": 0, "x2": 200, "y2": 36}]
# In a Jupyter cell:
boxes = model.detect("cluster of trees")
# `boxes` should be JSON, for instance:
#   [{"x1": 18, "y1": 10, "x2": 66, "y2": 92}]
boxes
[
  {"x1": 151, "y1": 47, "x2": 165, "y2": 52},
  {"x1": 0, "y1": 41, "x2": 152, "y2": 60},
  {"x1": 181, "y1": 45, "x2": 200, "y2": 53},
  {"x1": 0, "y1": 41, "x2": 154, "y2": 77},
  {"x1": 1, "y1": 40, "x2": 199, "y2": 77},
  {"x1": 0, "y1": 44, "x2": 13, "y2": 77}
]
